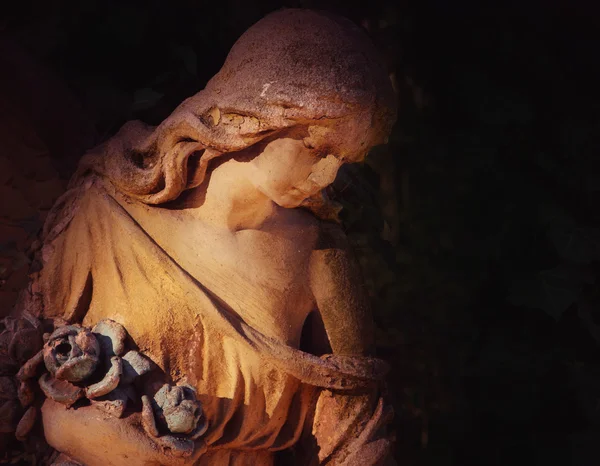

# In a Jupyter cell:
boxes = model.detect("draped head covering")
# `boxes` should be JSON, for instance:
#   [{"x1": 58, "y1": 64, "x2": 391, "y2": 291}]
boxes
[{"x1": 75, "y1": 8, "x2": 397, "y2": 205}]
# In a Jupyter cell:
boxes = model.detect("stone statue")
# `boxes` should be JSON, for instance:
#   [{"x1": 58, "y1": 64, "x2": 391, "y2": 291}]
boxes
[{"x1": 0, "y1": 8, "x2": 397, "y2": 465}]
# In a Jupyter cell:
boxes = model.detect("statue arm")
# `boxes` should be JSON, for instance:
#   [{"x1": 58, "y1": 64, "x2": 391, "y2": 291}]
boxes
[
  {"x1": 305, "y1": 223, "x2": 396, "y2": 465},
  {"x1": 308, "y1": 222, "x2": 375, "y2": 356}
]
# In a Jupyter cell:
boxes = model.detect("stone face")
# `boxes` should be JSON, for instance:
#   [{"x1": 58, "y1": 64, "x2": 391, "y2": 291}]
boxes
[{"x1": 5, "y1": 8, "x2": 397, "y2": 465}]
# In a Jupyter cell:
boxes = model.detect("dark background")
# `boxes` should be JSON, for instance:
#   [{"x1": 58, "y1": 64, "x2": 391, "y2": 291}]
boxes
[{"x1": 1, "y1": 1, "x2": 600, "y2": 464}]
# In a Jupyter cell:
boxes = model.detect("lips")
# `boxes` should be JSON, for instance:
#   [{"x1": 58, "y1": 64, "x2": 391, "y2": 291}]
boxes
[{"x1": 293, "y1": 188, "x2": 312, "y2": 197}]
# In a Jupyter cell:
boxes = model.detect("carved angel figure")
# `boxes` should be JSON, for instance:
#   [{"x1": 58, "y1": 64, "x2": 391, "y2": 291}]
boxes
[{"x1": 8, "y1": 8, "x2": 397, "y2": 466}]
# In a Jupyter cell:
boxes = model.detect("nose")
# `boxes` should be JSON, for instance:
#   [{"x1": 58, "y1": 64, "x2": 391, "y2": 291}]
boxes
[{"x1": 308, "y1": 154, "x2": 343, "y2": 188}]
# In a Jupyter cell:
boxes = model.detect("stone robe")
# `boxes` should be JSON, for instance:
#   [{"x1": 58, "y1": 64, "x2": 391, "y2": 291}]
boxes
[{"x1": 28, "y1": 175, "x2": 392, "y2": 465}]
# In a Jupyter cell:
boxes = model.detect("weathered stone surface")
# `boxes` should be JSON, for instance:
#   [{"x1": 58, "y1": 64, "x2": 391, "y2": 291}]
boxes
[
  {"x1": 153, "y1": 384, "x2": 203, "y2": 435},
  {"x1": 89, "y1": 388, "x2": 129, "y2": 418},
  {"x1": 84, "y1": 356, "x2": 121, "y2": 399},
  {"x1": 38, "y1": 373, "x2": 84, "y2": 407},
  {"x1": 120, "y1": 350, "x2": 152, "y2": 385},
  {"x1": 43, "y1": 326, "x2": 100, "y2": 383},
  {"x1": 14, "y1": 405, "x2": 36, "y2": 441},
  {"x1": 92, "y1": 319, "x2": 127, "y2": 358},
  {"x1": 0, "y1": 376, "x2": 19, "y2": 433},
  {"x1": 11, "y1": 8, "x2": 397, "y2": 466}
]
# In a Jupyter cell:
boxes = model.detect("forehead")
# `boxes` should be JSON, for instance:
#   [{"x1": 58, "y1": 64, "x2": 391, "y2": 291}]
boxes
[{"x1": 306, "y1": 115, "x2": 383, "y2": 162}]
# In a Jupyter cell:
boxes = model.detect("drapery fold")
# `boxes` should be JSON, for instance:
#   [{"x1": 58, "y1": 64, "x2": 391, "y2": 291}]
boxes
[{"x1": 29, "y1": 177, "x2": 393, "y2": 465}]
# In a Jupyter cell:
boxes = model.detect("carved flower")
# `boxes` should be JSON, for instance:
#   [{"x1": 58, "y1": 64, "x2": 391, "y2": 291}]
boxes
[
  {"x1": 154, "y1": 384, "x2": 203, "y2": 435},
  {"x1": 43, "y1": 325, "x2": 100, "y2": 382},
  {"x1": 141, "y1": 383, "x2": 208, "y2": 458},
  {"x1": 25, "y1": 319, "x2": 153, "y2": 418}
]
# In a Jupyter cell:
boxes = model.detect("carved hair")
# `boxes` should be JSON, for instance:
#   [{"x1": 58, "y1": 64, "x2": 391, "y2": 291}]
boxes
[{"x1": 76, "y1": 9, "x2": 397, "y2": 205}]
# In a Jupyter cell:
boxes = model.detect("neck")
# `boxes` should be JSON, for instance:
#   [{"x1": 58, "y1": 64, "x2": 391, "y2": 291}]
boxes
[{"x1": 186, "y1": 159, "x2": 276, "y2": 231}]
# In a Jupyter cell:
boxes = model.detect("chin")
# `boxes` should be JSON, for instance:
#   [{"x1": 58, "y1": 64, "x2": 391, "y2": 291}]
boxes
[{"x1": 273, "y1": 195, "x2": 306, "y2": 209}]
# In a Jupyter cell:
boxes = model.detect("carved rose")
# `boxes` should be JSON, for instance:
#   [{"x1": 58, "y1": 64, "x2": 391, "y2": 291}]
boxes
[
  {"x1": 2, "y1": 316, "x2": 155, "y2": 451},
  {"x1": 43, "y1": 325, "x2": 100, "y2": 382},
  {"x1": 19, "y1": 319, "x2": 152, "y2": 419},
  {"x1": 140, "y1": 383, "x2": 208, "y2": 458},
  {"x1": 154, "y1": 384, "x2": 203, "y2": 435}
]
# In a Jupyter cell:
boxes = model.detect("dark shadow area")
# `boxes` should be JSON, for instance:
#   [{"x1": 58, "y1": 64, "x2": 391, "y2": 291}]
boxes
[{"x1": 1, "y1": 0, "x2": 599, "y2": 464}]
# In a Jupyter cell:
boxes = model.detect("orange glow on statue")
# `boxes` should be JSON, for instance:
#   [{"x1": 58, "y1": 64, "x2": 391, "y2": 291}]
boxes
[{"x1": 7, "y1": 8, "x2": 397, "y2": 465}]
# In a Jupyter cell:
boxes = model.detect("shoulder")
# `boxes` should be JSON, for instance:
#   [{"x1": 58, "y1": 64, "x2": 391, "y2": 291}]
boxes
[
  {"x1": 314, "y1": 220, "x2": 350, "y2": 251},
  {"x1": 285, "y1": 211, "x2": 349, "y2": 252},
  {"x1": 266, "y1": 206, "x2": 321, "y2": 242}
]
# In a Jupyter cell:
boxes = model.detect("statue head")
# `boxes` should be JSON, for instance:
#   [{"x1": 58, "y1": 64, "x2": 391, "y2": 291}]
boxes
[{"x1": 80, "y1": 9, "x2": 397, "y2": 213}]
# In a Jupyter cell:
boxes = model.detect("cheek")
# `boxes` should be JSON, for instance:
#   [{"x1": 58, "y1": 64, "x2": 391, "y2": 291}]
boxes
[
  {"x1": 260, "y1": 166, "x2": 309, "y2": 195},
  {"x1": 257, "y1": 158, "x2": 313, "y2": 193}
]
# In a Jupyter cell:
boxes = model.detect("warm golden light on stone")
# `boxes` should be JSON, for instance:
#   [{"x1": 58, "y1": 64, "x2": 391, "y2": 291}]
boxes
[{"x1": 2, "y1": 8, "x2": 396, "y2": 465}]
